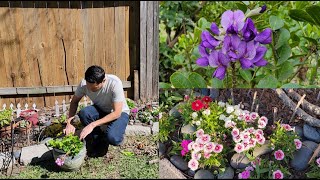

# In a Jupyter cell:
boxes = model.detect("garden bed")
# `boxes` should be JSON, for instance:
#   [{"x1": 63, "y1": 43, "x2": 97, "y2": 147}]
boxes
[{"x1": 159, "y1": 89, "x2": 320, "y2": 179}]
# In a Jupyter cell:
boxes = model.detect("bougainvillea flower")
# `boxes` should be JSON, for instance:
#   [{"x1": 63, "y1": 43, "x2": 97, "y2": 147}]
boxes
[
  {"x1": 274, "y1": 149, "x2": 285, "y2": 160},
  {"x1": 238, "y1": 170, "x2": 251, "y2": 179},
  {"x1": 255, "y1": 28, "x2": 272, "y2": 44},
  {"x1": 208, "y1": 50, "x2": 230, "y2": 80},
  {"x1": 196, "y1": 129, "x2": 205, "y2": 138},
  {"x1": 316, "y1": 157, "x2": 320, "y2": 167},
  {"x1": 273, "y1": 170, "x2": 284, "y2": 179},
  {"x1": 221, "y1": 10, "x2": 246, "y2": 34},
  {"x1": 242, "y1": 18, "x2": 257, "y2": 42},
  {"x1": 201, "y1": 30, "x2": 220, "y2": 49},
  {"x1": 55, "y1": 157, "x2": 64, "y2": 166},
  {"x1": 188, "y1": 159, "x2": 199, "y2": 171},
  {"x1": 202, "y1": 96, "x2": 212, "y2": 103},
  {"x1": 192, "y1": 100, "x2": 204, "y2": 111},
  {"x1": 294, "y1": 139, "x2": 302, "y2": 149}
]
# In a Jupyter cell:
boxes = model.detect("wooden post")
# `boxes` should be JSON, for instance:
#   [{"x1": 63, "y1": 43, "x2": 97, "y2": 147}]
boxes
[
  {"x1": 140, "y1": 1, "x2": 147, "y2": 102},
  {"x1": 134, "y1": 70, "x2": 140, "y2": 101}
]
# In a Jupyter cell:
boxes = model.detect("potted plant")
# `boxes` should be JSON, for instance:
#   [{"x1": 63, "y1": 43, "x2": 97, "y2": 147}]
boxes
[
  {"x1": 47, "y1": 134, "x2": 86, "y2": 171},
  {"x1": 15, "y1": 119, "x2": 32, "y2": 135},
  {"x1": 0, "y1": 109, "x2": 15, "y2": 138}
]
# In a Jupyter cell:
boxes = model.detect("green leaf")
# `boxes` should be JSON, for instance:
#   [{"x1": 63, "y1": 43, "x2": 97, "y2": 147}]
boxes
[
  {"x1": 277, "y1": 43, "x2": 291, "y2": 65},
  {"x1": 281, "y1": 83, "x2": 302, "y2": 88},
  {"x1": 236, "y1": 2, "x2": 247, "y2": 13},
  {"x1": 239, "y1": 69, "x2": 252, "y2": 83},
  {"x1": 121, "y1": 150, "x2": 135, "y2": 157},
  {"x1": 269, "y1": 16, "x2": 284, "y2": 30},
  {"x1": 173, "y1": 54, "x2": 185, "y2": 65},
  {"x1": 275, "y1": 28, "x2": 290, "y2": 49},
  {"x1": 194, "y1": 27, "x2": 202, "y2": 40},
  {"x1": 295, "y1": 2, "x2": 309, "y2": 9},
  {"x1": 288, "y1": 9, "x2": 316, "y2": 25},
  {"x1": 256, "y1": 75, "x2": 279, "y2": 88},
  {"x1": 306, "y1": 5, "x2": 320, "y2": 26},
  {"x1": 278, "y1": 61, "x2": 294, "y2": 81},
  {"x1": 170, "y1": 72, "x2": 192, "y2": 88},
  {"x1": 188, "y1": 72, "x2": 207, "y2": 88},
  {"x1": 197, "y1": 17, "x2": 211, "y2": 30},
  {"x1": 211, "y1": 78, "x2": 224, "y2": 88},
  {"x1": 159, "y1": 82, "x2": 172, "y2": 89},
  {"x1": 302, "y1": 36, "x2": 318, "y2": 45}
]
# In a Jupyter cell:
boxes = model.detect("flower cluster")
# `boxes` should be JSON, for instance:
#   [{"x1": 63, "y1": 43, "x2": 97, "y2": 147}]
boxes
[
  {"x1": 196, "y1": 9, "x2": 272, "y2": 80},
  {"x1": 186, "y1": 129, "x2": 224, "y2": 171},
  {"x1": 130, "y1": 104, "x2": 160, "y2": 123}
]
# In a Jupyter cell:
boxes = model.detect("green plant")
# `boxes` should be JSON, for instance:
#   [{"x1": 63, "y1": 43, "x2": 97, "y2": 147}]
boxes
[
  {"x1": 126, "y1": 98, "x2": 136, "y2": 109},
  {"x1": 52, "y1": 114, "x2": 67, "y2": 124},
  {"x1": 47, "y1": 134, "x2": 84, "y2": 157},
  {"x1": 306, "y1": 157, "x2": 320, "y2": 178},
  {"x1": 0, "y1": 109, "x2": 13, "y2": 128},
  {"x1": 43, "y1": 123, "x2": 64, "y2": 138},
  {"x1": 158, "y1": 112, "x2": 178, "y2": 143}
]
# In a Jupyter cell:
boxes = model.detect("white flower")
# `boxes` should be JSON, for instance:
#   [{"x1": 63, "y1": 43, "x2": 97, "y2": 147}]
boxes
[
  {"x1": 228, "y1": 115, "x2": 234, "y2": 119},
  {"x1": 191, "y1": 112, "x2": 198, "y2": 119},
  {"x1": 234, "y1": 109, "x2": 242, "y2": 116},
  {"x1": 226, "y1": 105, "x2": 235, "y2": 114},
  {"x1": 202, "y1": 109, "x2": 211, "y2": 116},
  {"x1": 234, "y1": 104, "x2": 240, "y2": 110},
  {"x1": 219, "y1": 114, "x2": 226, "y2": 121},
  {"x1": 159, "y1": 112, "x2": 162, "y2": 119},
  {"x1": 218, "y1": 101, "x2": 225, "y2": 107},
  {"x1": 195, "y1": 121, "x2": 201, "y2": 126}
]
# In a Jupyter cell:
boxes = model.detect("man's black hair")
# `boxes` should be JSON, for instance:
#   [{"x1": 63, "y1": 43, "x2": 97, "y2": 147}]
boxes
[{"x1": 85, "y1": 65, "x2": 105, "y2": 84}]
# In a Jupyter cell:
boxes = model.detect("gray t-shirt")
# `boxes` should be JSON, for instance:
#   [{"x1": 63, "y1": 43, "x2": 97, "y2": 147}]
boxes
[{"x1": 74, "y1": 74, "x2": 130, "y2": 115}]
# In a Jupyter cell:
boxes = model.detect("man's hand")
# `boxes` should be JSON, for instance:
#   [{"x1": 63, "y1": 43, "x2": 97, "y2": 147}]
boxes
[
  {"x1": 80, "y1": 123, "x2": 96, "y2": 140},
  {"x1": 63, "y1": 116, "x2": 76, "y2": 135}
]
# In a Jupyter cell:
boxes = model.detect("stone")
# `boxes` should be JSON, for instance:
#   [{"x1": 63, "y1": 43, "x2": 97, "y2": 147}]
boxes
[
  {"x1": 170, "y1": 155, "x2": 189, "y2": 171},
  {"x1": 194, "y1": 169, "x2": 215, "y2": 179},
  {"x1": 230, "y1": 153, "x2": 250, "y2": 169},
  {"x1": 159, "y1": 158, "x2": 187, "y2": 179},
  {"x1": 217, "y1": 166, "x2": 234, "y2": 179},
  {"x1": 252, "y1": 140, "x2": 273, "y2": 157},
  {"x1": 210, "y1": 89, "x2": 220, "y2": 99},
  {"x1": 293, "y1": 126, "x2": 304, "y2": 140},
  {"x1": 152, "y1": 122, "x2": 159, "y2": 135},
  {"x1": 159, "y1": 142, "x2": 166, "y2": 157},
  {"x1": 291, "y1": 141, "x2": 318, "y2": 171},
  {"x1": 40, "y1": 137, "x2": 53, "y2": 146},
  {"x1": 181, "y1": 124, "x2": 196, "y2": 135},
  {"x1": 303, "y1": 124, "x2": 320, "y2": 143},
  {"x1": 187, "y1": 169, "x2": 196, "y2": 177},
  {"x1": 125, "y1": 125, "x2": 151, "y2": 136},
  {"x1": 20, "y1": 144, "x2": 52, "y2": 166},
  {"x1": 129, "y1": 120, "x2": 134, "y2": 125}
]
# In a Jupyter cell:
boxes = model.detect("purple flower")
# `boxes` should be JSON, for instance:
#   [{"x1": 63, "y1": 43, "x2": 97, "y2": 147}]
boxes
[
  {"x1": 55, "y1": 157, "x2": 65, "y2": 166},
  {"x1": 238, "y1": 41, "x2": 257, "y2": 69},
  {"x1": 238, "y1": 170, "x2": 251, "y2": 179},
  {"x1": 181, "y1": 149, "x2": 187, "y2": 156},
  {"x1": 222, "y1": 34, "x2": 242, "y2": 62},
  {"x1": 131, "y1": 108, "x2": 138, "y2": 113},
  {"x1": 181, "y1": 140, "x2": 192, "y2": 149},
  {"x1": 200, "y1": 31, "x2": 220, "y2": 49},
  {"x1": 209, "y1": 50, "x2": 230, "y2": 80},
  {"x1": 255, "y1": 28, "x2": 272, "y2": 44},
  {"x1": 251, "y1": 46, "x2": 268, "y2": 67},
  {"x1": 242, "y1": 18, "x2": 257, "y2": 42},
  {"x1": 260, "y1": 5, "x2": 267, "y2": 13},
  {"x1": 221, "y1": 10, "x2": 246, "y2": 34}
]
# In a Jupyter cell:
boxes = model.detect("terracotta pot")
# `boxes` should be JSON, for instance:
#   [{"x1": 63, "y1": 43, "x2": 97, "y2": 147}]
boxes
[{"x1": 20, "y1": 109, "x2": 38, "y2": 126}]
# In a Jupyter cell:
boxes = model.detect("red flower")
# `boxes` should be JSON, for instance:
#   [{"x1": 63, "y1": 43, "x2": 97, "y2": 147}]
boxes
[
  {"x1": 203, "y1": 103, "x2": 209, "y2": 109},
  {"x1": 192, "y1": 100, "x2": 204, "y2": 111},
  {"x1": 202, "y1": 96, "x2": 212, "y2": 103}
]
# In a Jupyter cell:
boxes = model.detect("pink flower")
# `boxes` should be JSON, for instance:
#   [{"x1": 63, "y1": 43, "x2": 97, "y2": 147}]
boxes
[
  {"x1": 241, "y1": 132, "x2": 251, "y2": 142},
  {"x1": 249, "y1": 138, "x2": 256, "y2": 147},
  {"x1": 274, "y1": 149, "x2": 285, "y2": 160},
  {"x1": 196, "y1": 129, "x2": 205, "y2": 138},
  {"x1": 250, "y1": 112, "x2": 258, "y2": 120},
  {"x1": 213, "y1": 143, "x2": 223, "y2": 153},
  {"x1": 245, "y1": 166, "x2": 254, "y2": 171},
  {"x1": 181, "y1": 140, "x2": 192, "y2": 150},
  {"x1": 204, "y1": 152, "x2": 211, "y2": 159},
  {"x1": 251, "y1": 158, "x2": 261, "y2": 168},
  {"x1": 244, "y1": 114, "x2": 251, "y2": 123},
  {"x1": 184, "y1": 95, "x2": 190, "y2": 101},
  {"x1": 316, "y1": 157, "x2": 320, "y2": 167},
  {"x1": 192, "y1": 142, "x2": 201, "y2": 152},
  {"x1": 188, "y1": 141, "x2": 194, "y2": 151},
  {"x1": 294, "y1": 139, "x2": 302, "y2": 149},
  {"x1": 255, "y1": 133, "x2": 262, "y2": 140},
  {"x1": 259, "y1": 116, "x2": 268, "y2": 124},
  {"x1": 281, "y1": 124, "x2": 292, "y2": 131},
  {"x1": 188, "y1": 159, "x2": 199, "y2": 171},
  {"x1": 55, "y1": 157, "x2": 65, "y2": 166},
  {"x1": 181, "y1": 149, "x2": 188, "y2": 156},
  {"x1": 204, "y1": 142, "x2": 214, "y2": 153},
  {"x1": 257, "y1": 120, "x2": 267, "y2": 129},
  {"x1": 192, "y1": 100, "x2": 204, "y2": 111},
  {"x1": 191, "y1": 151, "x2": 201, "y2": 160},
  {"x1": 232, "y1": 128, "x2": 240, "y2": 137},
  {"x1": 235, "y1": 143, "x2": 244, "y2": 153},
  {"x1": 238, "y1": 170, "x2": 251, "y2": 179},
  {"x1": 247, "y1": 127, "x2": 254, "y2": 134},
  {"x1": 201, "y1": 134, "x2": 211, "y2": 144},
  {"x1": 257, "y1": 136, "x2": 265, "y2": 145},
  {"x1": 273, "y1": 170, "x2": 284, "y2": 179},
  {"x1": 255, "y1": 129, "x2": 264, "y2": 135},
  {"x1": 233, "y1": 135, "x2": 242, "y2": 143}
]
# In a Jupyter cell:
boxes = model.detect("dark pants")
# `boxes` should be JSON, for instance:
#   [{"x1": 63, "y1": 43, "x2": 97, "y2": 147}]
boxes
[{"x1": 78, "y1": 105, "x2": 129, "y2": 146}]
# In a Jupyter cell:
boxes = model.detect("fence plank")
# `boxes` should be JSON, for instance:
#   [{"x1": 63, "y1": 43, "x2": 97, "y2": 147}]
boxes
[
  {"x1": 140, "y1": 1, "x2": 147, "y2": 101},
  {"x1": 146, "y1": 1, "x2": 154, "y2": 101},
  {"x1": 153, "y1": 1, "x2": 159, "y2": 100},
  {"x1": 104, "y1": 3, "x2": 115, "y2": 75}
]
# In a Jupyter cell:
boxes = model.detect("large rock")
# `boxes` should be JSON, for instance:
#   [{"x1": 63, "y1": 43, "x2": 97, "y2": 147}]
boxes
[
  {"x1": 159, "y1": 142, "x2": 166, "y2": 157},
  {"x1": 159, "y1": 158, "x2": 187, "y2": 179},
  {"x1": 169, "y1": 103, "x2": 185, "y2": 118},
  {"x1": 181, "y1": 124, "x2": 196, "y2": 135},
  {"x1": 152, "y1": 122, "x2": 159, "y2": 135},
  {"x1": 194, "y1": 169, "x2": 215, "y2": 179},
  {"x1": 170, "y1": 155, "x2": 189, "y2": 171},
  {"x1": 20, "y1": 144, "x2": 52, "y2": 166},
  {"x1": 217, "y1": 166, "x2": 234, "y2": 179},
  {"x1": 291, "y1": 141, "x2": 318, "y2": 171},
  {"x1": 303, "y1": 124, "x2": 320, "y2": 143},
  {"x1": 230, "y1": 153, "x2": 250, "y2": 169},
  {"x1": 252, "y1": 140, "x2": 273, "y2": 157},
  {"x1": 293, "y1": 126, "x2": 305, "y2": 140},
  {"x1": 125, "y1": 125, "x2": 151, "y2": 136}
]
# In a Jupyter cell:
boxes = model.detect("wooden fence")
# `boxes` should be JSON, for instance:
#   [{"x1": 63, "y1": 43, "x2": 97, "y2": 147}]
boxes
[{"x1": 0, "y1": 1, "x2": 159, "y2": 108}]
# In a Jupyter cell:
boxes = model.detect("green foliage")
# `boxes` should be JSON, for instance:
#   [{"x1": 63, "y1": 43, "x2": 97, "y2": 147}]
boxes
[
  {"x1": 0, "y1": 109, "x2": 13, "y2": 127},
  {"x1": 47, "y1": 134, "x2": 84, "y2": 157},
  {"x1": 52, "y1": 114, "x2": 67, "y2": 124},
  {"x1": 43, "y1": 123, "x2": 64, "y2": 138},
  {"x1": 126, "y1": 98, "x2": 136, "y2": 109},
  {"x1": 306, "y1": 157, "x2": 320, "y2": 178},
  {"x1": 158, "y1": 112, "x2": 178, "y2": 143}
]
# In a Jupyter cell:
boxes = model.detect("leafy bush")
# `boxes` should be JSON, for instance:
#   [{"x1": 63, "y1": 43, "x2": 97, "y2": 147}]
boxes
[
  {"x1": 47, "y1": 134, "x2": 84, "y2": 157},
  {"x1": 0, "y1": 109, "x2": 13, "y2": 128}
]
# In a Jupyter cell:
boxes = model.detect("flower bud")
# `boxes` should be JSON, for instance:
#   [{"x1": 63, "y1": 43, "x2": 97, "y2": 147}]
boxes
[{"x1": 246, "y1": 5, "x2": 267, "y2": 18}]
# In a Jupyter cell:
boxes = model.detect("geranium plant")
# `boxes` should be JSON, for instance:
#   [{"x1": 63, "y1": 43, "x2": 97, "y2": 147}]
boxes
[
  {"x1": 0, "y1": 109, "x2": 13, "y2": 128},
  {"x1": 47, "y1": 134, "x2": 84, "y2": 166}
]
